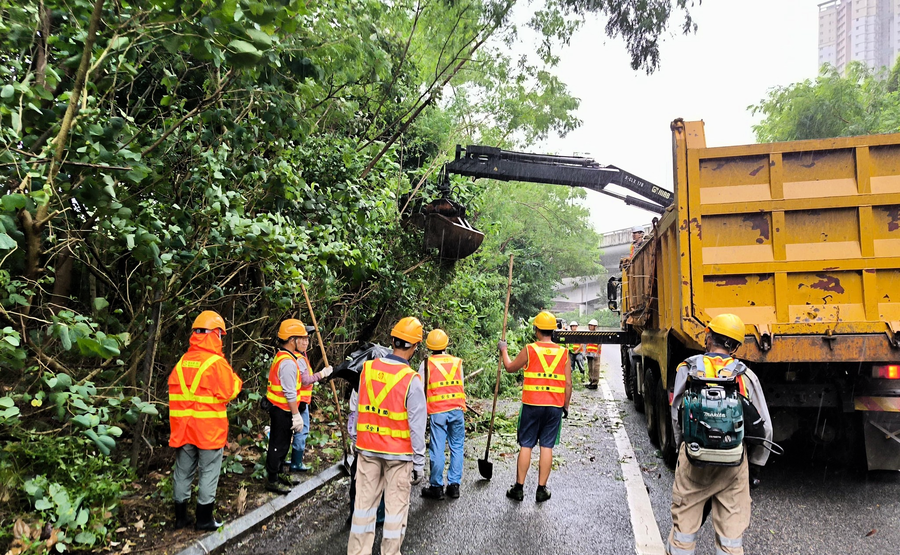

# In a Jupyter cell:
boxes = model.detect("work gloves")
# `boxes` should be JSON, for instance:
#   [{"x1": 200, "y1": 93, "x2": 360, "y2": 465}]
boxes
[
  {"x1": 562, "y1": 407, "x2": 569, "y2": 419},
  {"x1": 410, "y1": 469, "x2": 423, "y2": 485},
  {"x1": 291, "y1": 411, "x2": 304, "y2": 433},
  {"x1": 319, "y1": 366, "x2": 333, "y2": 380},
  {"x1": 497, "y1": 340, "x2": 507, "y2": 352}
]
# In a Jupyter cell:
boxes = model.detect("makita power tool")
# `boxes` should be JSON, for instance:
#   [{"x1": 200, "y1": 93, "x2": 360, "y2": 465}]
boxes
[{"x1": 681, "y1": 374, "x2": 745, "y2": 466}]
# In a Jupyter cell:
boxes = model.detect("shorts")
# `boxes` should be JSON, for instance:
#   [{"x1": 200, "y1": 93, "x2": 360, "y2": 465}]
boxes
[{"x1": 517, "y1": 404, "x2": 563, "y2": 448}]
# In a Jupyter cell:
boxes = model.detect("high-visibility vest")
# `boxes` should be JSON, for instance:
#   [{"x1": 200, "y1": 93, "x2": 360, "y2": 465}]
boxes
[
  {"x1": 297, "y1": 352, "x2": 313, "y2": 404},
  {"x1": 267, "y1": 350, "x2": 311, "y2": 411},
  {"x1": 586, "y1": 343, "x2": 600, "y2": 356},
  {"x1": 683, "y1": 354, "x2": 749, "y2": 398},
  {"x1": 357, "y1": 358, "x2": 418, "y2": 455},
  {"x1": 425, "y1": 355, "x2": 465, "y2": 415},
  {"x1": 168, "y1": 350, "x2": 241, "y2": 450},
  {"x1": 569, "y1": 343, "x2": 584, "y2": 354},
  {"x1": 522, "y1": 342, "x2": 568, "y2": 407}
]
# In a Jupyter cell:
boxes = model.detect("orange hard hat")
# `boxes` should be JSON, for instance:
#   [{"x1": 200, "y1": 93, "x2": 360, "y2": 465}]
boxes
[
  {"x1": 278, "y1": 319, "x2": 310, "y2": 341},
  {"x1": 391, "y1": 317, "x2": 423, "y2": 344},
  {"x1": 192, "y1": 311, "x2": 226, "y2": 334},
  {"x1": 425, "y1": 329, "x2": 449, "y2": 350},
  {"x1": 533, "y1": 311, "x2": 557, "y2": 331}
]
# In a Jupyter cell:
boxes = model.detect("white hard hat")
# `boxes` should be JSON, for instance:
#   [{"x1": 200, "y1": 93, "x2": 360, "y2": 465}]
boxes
[
  {"x1": 569, "y1": 321, "x2": 578, "y2": 326},
  {"x1": 588, "y1": 319, "x2": 599, "y2": 326},
  {"x1": 632, "y1": 225, "x2": 645, "y2": 233}
]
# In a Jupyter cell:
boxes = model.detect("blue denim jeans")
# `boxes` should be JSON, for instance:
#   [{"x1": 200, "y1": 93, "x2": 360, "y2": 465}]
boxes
[
  {"x1": 291, "y1": 404, "x2": 310, "y2": 455},
  {"x1": 428, "y1": 409, "x2": 465, "y2": 487}
]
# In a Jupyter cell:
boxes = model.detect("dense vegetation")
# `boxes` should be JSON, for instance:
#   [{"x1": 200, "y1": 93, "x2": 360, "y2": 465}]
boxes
[
  {"x1": 752, "y1": 60, "x2": 900, "y2": 142},
  {"x1": 0, "y1": 0, "x2": 699, "y2": 550}
]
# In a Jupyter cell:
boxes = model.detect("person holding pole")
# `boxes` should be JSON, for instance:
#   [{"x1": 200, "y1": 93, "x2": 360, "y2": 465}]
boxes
[
  {"x1": 264, "y1": 319, "x2": 332, "y2": 494},
  {"x1": 418, "y1": 329, "x2": 466, "y2": 500},
  {"x1": 498, "y1": 310, "x2": 572, "y2": 503}
]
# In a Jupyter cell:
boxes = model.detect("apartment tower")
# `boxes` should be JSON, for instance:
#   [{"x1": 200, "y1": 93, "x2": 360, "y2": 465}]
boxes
[{"x1": 818, "y1": 0, "x2": 900, "y2": 72}]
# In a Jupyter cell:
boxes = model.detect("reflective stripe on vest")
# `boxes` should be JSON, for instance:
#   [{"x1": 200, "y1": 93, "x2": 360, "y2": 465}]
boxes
[
  {"x1": 688, "y1": 355, "x2": 749, "y2": 398},
  {"x1": 425, "y1": 355, "x2": 465, "y2": 414},
  {"x1": 297, "y1": 352, "x2": 313, "y2": 404},
  {"x1": 569, "y1": 344, "x2": 584, "y2": 354},
  {"x1": 267, "y1": 351, "x2": 304, "y2": 411},
  {"x1": 522, "y1": 343, "x2": 567, "y2": 407},
  {"x1": 169, "y1": 355, "x2": 228, "y2": 420},
  {"x1": 585, "y1": 343, "x2": 600, "y2": 355},
  {"x1": 357, "y1": 359, "x2": 416, "y2": 455}
]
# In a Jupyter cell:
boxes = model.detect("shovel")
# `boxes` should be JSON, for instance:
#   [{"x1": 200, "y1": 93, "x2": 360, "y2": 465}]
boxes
[{"x1": 478, "y1": 254, "x2": 514, "y2": 480}]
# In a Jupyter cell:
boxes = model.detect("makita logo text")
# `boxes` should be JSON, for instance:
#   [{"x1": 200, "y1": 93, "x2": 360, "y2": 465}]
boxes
[{"x1": 703, "y1": 412, "x2": 726, "y2": 418}]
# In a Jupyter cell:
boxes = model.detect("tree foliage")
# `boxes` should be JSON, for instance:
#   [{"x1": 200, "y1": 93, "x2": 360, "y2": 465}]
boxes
[
  {"x1": 751, "y1": 61, "x2": 900, "y2": 142},
  {"x1": 0, "y1": 0, "x2": 695, "y2": 548}
]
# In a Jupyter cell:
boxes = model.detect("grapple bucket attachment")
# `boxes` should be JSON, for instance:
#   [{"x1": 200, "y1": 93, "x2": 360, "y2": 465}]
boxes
[{"x1": 424, "y1": 212, "x2": 484, "y2": 260}]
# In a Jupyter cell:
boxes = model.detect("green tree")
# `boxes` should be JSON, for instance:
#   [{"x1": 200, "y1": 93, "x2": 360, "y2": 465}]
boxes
[{"x1": 751, "y1": 62, "x2": 900, "y2": 142}]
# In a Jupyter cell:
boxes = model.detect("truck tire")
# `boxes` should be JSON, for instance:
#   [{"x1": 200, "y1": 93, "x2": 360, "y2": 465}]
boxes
[
  {"x1": 632, "y1": 357, "x2": 645, "y2": 413},
  {"x1": 657, "y1": 383, "x2": 677, "y2": 467},
  {"x1": 644, "y1": 367, "x2": 659, "y2": 446},
  {"x1": 622, "y1": 346, "x2": 634, "y2": 401}
]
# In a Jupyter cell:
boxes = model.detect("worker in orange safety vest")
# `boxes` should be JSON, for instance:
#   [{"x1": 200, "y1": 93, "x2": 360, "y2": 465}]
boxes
[
  {"x1": 418, "y1": 329, "x2": 465, "y2": 500},
  {"x1": 498, "y1": 310, "x2": 572, "y2": 503},
  {"x1": 584, "y1": 319, "x2": 602, "y2": 389},
  {"x1": 264, "y1": 318, "x2": 333, "y2": 494},
  {"x1": 168, "y1": 310, "x2": 242, "y2": 531},
  {"x1": 347, "y1": 317, "x2": 427, "y2": 555}
]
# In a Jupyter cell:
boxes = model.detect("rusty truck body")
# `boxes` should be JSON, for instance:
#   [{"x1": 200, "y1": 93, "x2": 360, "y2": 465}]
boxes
[{"x1": 615, "y1": 119, "x2": 900, "y2": 469}]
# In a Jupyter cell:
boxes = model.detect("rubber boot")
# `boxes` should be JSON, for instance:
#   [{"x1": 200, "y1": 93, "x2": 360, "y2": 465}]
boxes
[
  {"x1": 174, "y1": 501, "x2": 192, "y2": 530},
  {"x1": 194, "y1": 502, "x2": 223, "y2": 531},
  {"x1": 265, "y1": 475, "x2": 292, "y2": 495},
  {"x1": 289, "y1": 449, "x2": 311, "y2": 472}
]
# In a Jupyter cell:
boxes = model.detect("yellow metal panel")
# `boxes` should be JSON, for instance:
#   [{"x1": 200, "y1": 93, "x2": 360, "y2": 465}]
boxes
[
  {"x1": 699, "y1": 192, "x2": 900, "y2": 216},
  {"x1": 859, "y1": 205, "x2": 875, "y2": 258},
  {"x1": 774, "y1": 272, "x2": 789, "y2": 322},
  {"x1": 863, "y1": 269, "x2": 879, "y2": 321},
  {"x1": 704, "y1": 257, "x2": 900, "y2": 275},
  {"x1": 786, "y1": 271, "x2": 864, "y2": 323},
  {"x1": 877, "y1": 269, "x2": 900, "y2": 321},
  {"x1": 856, "y1": 146, "x2": 871, "y2": 194},
  {"x1": 772, "y1": 211, "x2": 786, "y2": 261},
  {"x1": 870, "y1": 144, "x2": 900, "y2": 194},
  {"x1": 769, "y1": 153, "x2": 784, "y2": 200},
  {"x1": 698, "y1": 155, "x2": 772, "y2": 205}
]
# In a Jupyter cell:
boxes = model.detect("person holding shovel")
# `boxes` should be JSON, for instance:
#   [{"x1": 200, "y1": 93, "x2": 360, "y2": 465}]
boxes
[
  {"x1": 418, "y1": 328, "x2": 465, "y2": 500},
  {"x1": 498, "y1": 310, "x2": 572, "y2": 503}
]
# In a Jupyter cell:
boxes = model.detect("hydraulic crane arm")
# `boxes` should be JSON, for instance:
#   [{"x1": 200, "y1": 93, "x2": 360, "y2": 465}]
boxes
[{"x1": 444, "y1": 145, "x2": 673, "y2": 214}]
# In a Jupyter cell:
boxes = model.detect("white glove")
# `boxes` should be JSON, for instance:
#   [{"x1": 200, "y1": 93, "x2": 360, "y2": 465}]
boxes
[
  {"x1": 497, "y1": 340, "x2": 507, "y2": 351},
  {"x1": 319, "y1": 366, "x2": 333, "y2": 379},
  {"x1": 291, "y1": 411, "x2": 304, "y2": 433},
  {"x1": 410, "y1": 469, "x2": 423, "y2": 485}
]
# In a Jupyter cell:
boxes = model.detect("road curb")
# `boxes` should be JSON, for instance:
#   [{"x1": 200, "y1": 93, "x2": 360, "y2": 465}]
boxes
[{"x1": 175, "y1": 462, "x2": 349, "y2": 555}]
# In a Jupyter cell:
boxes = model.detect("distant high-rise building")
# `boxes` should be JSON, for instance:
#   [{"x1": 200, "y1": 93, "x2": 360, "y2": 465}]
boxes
[{"x1": 818, "y1": 0, "x2": 900, "y2": 73}]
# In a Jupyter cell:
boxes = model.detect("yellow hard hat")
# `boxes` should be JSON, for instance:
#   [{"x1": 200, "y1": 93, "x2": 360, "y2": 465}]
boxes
[
  {"x1": 391, "y1": 317, "x2": 423, "y2": 343},
  {"x1": 426, "y1": 329, "x2": 449, "y2": 350},
  {"x1": 192, "y1": 311, "x2": 226, "y2": 334},
  {"x1": 533, "y1": 311, "x2": 557, "y2": 331},
  {"x1": 278, "y1": 318, "x2": 309, "y2": 340},
  {"x1": 707, "y1": 313, "x2": 746, "y2": 344}
]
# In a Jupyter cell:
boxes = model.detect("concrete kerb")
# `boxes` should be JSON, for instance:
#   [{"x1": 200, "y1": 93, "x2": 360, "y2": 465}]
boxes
[{"x1": 175, "y1": 461, "x2": 349, "y2": 555}]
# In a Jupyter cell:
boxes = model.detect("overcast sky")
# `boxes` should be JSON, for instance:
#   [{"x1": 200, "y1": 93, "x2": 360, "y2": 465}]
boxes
[{"x1": 522, "y1": 0, "x2": 820, "y2": 234}]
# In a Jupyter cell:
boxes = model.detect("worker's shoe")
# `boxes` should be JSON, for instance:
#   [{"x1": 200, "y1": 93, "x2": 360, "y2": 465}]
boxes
[
  {"x1": 194, "y1": 502, "x2": 223, "y2": 531},
  {"x1": 289, "y1": 450, "x2": 312, "y2": 472},
  {"x1": 535, "y1": 485, "x2": 552, "y2": 503},
  {"x1": 505, "y1": 483, "x2": 524, "y2": 502},
  {"x1": 278, "y1": 473, "x2": 300, "y2": 486},
  {"x1": 265, "y1": 476, "x2": 292, "y2": 495},
  {"x1": 174, "y1": 501, "x2": 192, "y2": 530},
  {"x1": 585, "y1": 383, "x2": 598, "y2": 390},
  {"x1": 446, "y1": 483, "x2": 460, "y2": 499},
  {"x1": 421, "y1": 485, "x2": 445, "y2": 500}
]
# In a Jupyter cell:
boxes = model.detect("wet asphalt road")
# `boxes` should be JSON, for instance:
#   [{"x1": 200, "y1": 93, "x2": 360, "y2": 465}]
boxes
[{"x1": 233, "y1": 348, "x2": 900, "y2": 555}]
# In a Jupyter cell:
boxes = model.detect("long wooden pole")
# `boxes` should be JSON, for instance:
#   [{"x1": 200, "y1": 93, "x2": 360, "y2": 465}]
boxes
[
  {"x1": 484, "y1": 254, "x2": 514, "y2": 461},
  {"x1": 300, "y1": 283, "x2": 350, "y2": 463}
]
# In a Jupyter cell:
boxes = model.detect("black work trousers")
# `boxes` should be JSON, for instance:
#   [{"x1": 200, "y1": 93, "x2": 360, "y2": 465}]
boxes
[{"x1": 266, "y1": 405, "x2": 292, "y2": 480}]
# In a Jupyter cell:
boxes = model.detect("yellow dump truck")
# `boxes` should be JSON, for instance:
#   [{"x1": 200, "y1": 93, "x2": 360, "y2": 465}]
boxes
[{"x1": 615, "y1": 119, "x2": 900, "y2": 469}]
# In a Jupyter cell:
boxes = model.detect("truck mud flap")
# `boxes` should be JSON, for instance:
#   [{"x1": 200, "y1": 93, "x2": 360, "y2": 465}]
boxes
[{"x1": 861, "y1": 412, "x2": 900, "y2": 471}]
